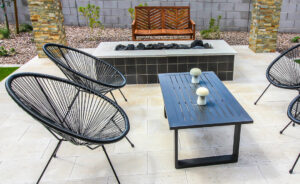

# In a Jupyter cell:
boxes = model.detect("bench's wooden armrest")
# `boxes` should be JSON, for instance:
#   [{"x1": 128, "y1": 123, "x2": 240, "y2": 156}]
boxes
[
  {"x1": 190, "y1": 19, "x2": 195, "y2": 25},
  {"x1": 132, "y1": 20, "x2": 136, "y2": 26}
]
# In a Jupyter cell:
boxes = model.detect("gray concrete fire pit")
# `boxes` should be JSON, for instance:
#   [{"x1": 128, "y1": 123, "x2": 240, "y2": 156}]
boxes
[{"x1": 93, "y1": 40, "x2": 237, "y2": 84}]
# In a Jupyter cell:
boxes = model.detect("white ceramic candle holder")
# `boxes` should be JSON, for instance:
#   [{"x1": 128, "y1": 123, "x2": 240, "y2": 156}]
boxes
[
  {"x1": 190, "y1": 68, "x2": 202, "y2": 84},
  {"x1": 196, "y1": 87, "x2": 209, "y2": 105}
]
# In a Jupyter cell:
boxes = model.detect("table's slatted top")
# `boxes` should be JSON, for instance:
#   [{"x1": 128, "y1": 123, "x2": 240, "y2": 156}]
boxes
[{"x1": 158, "y1": 72, "x2": 253, "y2": 129}]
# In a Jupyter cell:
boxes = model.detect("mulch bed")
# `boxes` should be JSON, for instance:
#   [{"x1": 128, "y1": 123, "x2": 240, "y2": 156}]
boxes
[{"x1": 0, "y1": 26, "x2": 299, "y2": 64}]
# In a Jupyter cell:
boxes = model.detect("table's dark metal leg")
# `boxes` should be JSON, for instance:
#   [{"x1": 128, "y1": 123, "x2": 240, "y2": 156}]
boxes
[
  {"x1": 232, "y1": 124, "x2": 241, "y2": 161},
  {"x1": 164, "y1": 107, "x2": 167, "y2": 119},
  {"x1": 175, "y1": 125, "x2": 242, "y2": 169},
  {"x1": 175, "y1": 129, "x2": 179, "y2": 168}
]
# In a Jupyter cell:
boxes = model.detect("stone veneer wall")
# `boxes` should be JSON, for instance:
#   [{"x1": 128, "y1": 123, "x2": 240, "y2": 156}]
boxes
[
  {"x1": 249, "y1": 0, "x2": 282, "y2": 53},
  {"x1": 27, "y1": 0, "x2": 67, "y2": 57}
]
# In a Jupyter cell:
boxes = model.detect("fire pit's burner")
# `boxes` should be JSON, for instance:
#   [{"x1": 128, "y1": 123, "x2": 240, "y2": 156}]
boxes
[{"x1": 115, "y1": 40, "x2": 212, "y2": 51}]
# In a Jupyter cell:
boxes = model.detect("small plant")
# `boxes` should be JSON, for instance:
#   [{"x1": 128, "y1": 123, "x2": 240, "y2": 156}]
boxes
[
  {"x1": 78, "y1": 4, "x2": 102, "y2": 30},
  {"x1": 200, "y1": 15, "x2": 222, "y2": 39},
  {"x1": 128, "y1": 3, "x2": 148, "y2": 20},
  {"x1": 19, "y1": 23, "x2": 33, "y2": 33},
  {"x1": 0, "y1": 28, "x2": 10, "y2": 39},
  {"x1": 0, "y1": 46, "x2": 16, "y2": 56},
  {"x1": 291, "y1": 36, "x2": 300, "y2": 43}
]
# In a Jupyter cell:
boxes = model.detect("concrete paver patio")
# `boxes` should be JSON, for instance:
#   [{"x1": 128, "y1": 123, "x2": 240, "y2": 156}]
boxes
[{"x1": 0, "y1": 46, "x2": 300, "y2": 184}]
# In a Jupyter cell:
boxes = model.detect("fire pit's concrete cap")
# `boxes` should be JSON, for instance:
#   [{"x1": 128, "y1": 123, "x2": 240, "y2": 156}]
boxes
[
  {"x1": 196, "y1": 87, "x2": 209, "y2": 96},
  {"x1": 190, "y1": 68, "x2": 202, "y2": 76}
]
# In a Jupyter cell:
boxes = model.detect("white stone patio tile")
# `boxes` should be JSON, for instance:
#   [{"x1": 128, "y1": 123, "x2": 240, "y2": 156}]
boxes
[
  {"x1": 42, "y1": 156, "x2": 76, "y2": 182},
  {"x1": 113, "y1": 133, "x2": 173, "y2": 153},
  {"x1": 0, "y1": 138, "x2": 50, "y2": 161},
  {"x1": 147, "y1": 151, "x2": 186, "y2": 174},
  {"x1": 147, "y1": 119, "x2": 170, "y2": 135},
  {"x1": 65, "y1": 177, "x2": 108, "y2": 184},
  {"x1": 69, "y1": 152, "x2": 113, "y2": 179},
  {"x1": 258, "y1": 163, "x2": 300, "y2": 184},
  {"x1": 108, "y1": 172, "x2": 188, "y2": 184},
  {"x1": 0, "y1": 157, "x2": 47, "y2": 184},
  {"x1": 43, "y1": 140, "x2": 114, "y2": 158},
  {"x1": 110, "y1": 152, "x2": 147, "y2": 175},
  {"x1": 70, "y1": 151, "x2": 147, "y2": 179}
]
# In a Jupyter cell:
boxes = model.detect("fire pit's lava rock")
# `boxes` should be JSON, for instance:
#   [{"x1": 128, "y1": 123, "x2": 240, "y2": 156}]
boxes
[
  {"x1": 115, "y1": 40, "x2": 212, "y2": 51},
  {"x1": 136, "y1": 43, "x2": 145, "y2": 50},
  {"x1": 191, "y1": 40, "x2": 204, "y2": 48},
  {"x1": 115, "y1": 44, "x2": 126, "y2": 51},
  {"x1": 126, "y1": 44, "x2": 135, "y2": 50},
  {"x1": 179, "y1": 44, "x2": 190, "y2": 49},
  {"x1": 203, "y1": 43, "x2": 212, "y2": 49}
]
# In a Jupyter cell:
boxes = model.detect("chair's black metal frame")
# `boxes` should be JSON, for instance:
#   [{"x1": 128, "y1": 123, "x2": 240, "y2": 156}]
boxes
[
  {"x1": 43, "y1": 43, "x2": 128, "y2": 103},
  {"x1": 254, "y1": 44, "x2": 300, "y2": 105},
  {"x1": 281, "y1": 95, "x2": 300, "y2": 174},
  {"x1": 5, "y1": 73, "x2": 134, "y2": 184}
]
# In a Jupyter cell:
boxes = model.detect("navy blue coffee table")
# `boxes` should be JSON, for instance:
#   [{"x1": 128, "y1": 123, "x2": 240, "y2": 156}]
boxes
[{"x1": 158, "y1": 72, "x2": 253, "y2": 169}]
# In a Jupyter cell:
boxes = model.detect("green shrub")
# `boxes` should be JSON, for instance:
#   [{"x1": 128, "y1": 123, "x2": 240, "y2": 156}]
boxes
[
  {"x1": 200, "y1": 15, "x2": 222, "y2": 39},
  {"x1": 0, "y1": 46, "x2": 16, "y2": 56},
  {"x1": 128, "y1": 3, "x2": 148, "y2": 20},
  {"x1": 78, "y1": 4, "x2": 102, "y2": 30},
  {"x1": 0, "y1": 28, "x2": 10, "y2": 39},
  {"x1": 19, "y1": 23, "x2": 33, "y2": 33},
  {"x1": 291, "y1": 36, "x2": 300, "y2": 43}
]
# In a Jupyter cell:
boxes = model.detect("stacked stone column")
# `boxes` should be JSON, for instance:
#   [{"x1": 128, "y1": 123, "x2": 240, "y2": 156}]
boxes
[
  {"x1": 27, "y1": 0, "x2": 67, "y2": 57},
  {"x1": 249, "y1": 0, "x2": 282, "y2": 53}
]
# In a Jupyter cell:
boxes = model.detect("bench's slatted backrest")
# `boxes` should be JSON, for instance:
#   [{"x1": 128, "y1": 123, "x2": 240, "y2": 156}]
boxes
[{"x1": 135, "y1": 6, "x2": 190, "y2": 30}]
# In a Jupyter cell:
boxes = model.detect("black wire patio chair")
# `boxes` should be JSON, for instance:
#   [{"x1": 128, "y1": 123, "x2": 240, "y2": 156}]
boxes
[
  {"x1": 281, "y1": 95, "x2": 300, "y2": 174},
  {"x1": 43, "y1": 43, "x2": 128, "y2": 103},
  {"x1": 254, "y1": 44, "x2": 300, "y2": 105},
  {"x1": 5, "y1": 73, "x2": 134, "y2": 184}
]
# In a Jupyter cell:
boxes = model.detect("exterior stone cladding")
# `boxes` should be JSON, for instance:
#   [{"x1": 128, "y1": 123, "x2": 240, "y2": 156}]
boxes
[
  {"x1": 27, "y1": 0, "x2": 67, "y2": 57},
  {"x1": 249, "y1": 0, "x2": 282, "y2": 53},
  {"x1": 101, "y1": 56, "x2": 234, "y2": 84}
]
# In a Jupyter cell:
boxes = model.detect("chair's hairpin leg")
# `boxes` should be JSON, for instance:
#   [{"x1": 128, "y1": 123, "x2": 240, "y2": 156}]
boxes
[{"x1": 37, "y1": 140, "x2": 63, "y2": 184}]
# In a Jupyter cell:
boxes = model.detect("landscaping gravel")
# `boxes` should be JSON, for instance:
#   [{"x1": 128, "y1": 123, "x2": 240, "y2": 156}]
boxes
[{"x1": 0, "y1": 26, "x2": 299, "y2": 64}]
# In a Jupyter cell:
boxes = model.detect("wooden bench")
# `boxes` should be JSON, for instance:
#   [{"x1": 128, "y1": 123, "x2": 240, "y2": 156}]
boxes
[{"x1": 132, "y1": 6, "x2": 196, "y2": 41}]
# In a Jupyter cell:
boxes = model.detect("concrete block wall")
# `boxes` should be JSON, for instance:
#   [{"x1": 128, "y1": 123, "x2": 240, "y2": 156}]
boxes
[{"x1": 0, "y1": 0, "x2": 299, "y2": 33}]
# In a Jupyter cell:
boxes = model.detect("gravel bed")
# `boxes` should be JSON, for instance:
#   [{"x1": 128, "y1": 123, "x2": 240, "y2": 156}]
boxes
[{"x1": 0, "y1": 26, "x2": 299, "y2": 64}]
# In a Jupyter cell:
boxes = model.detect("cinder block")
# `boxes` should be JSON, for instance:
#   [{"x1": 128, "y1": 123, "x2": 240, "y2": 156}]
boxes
[
  {"x1": 101, "y1": 9, "x2": 112, "y2": 16},
  {"x1": 175, "y1": 2, "x2": 190, "y2": 6},
  {"x1": 76, "y1": 0, "x2": 89, "y2": 8},
  {"x1": 233, "y1": 19, "x2": 248, "y2": 27},
  {"x1": 95, "y1": 1, "x2": 104, "y2": 8},
  {"x1": 104, "y1": 1, "x2": 118, "y2": 9},
  {"x1": 279, "y1": 20, "x2": 294, "y2": 28},
  {"x1": 70, "y1": 8, "x2": 78, "y2": 15},
  {"x1": 212, "y1": 11, "x2": 225, "y2": 19},
  {"x1": 197, "y1": 10, "x2": 211, "y2": 19},
  {"x1": 105, "y1": 16, "x2": 119, "y2": 24},
  {"x1": 281, "y1": 2, "x2": 297, "y2": 12},
  {"x1": 61, "y1": 0, "x2": 69, "y2": 8},
  {"x1": 190, "y1": 2, "x2": 204, "y2": 11},
  {"x1": 234, "y1": 3, "x2": 249, "y2": 11},
  {"x1": 119, "y1": 16, "x2": 131, "y2": 25},
  {"x1": 219, "y1": 3, "x2": 234, "y2": 11},
  {"x1": 160, "y1": 2, "x2": 175, "y2": 6},
  {"x1": 118, "y1": 1, "x2": 131, "y2": 9},
  {"x1": 62, "y1": 7, "x2": 71, "y2": 15},
  {"x1": 280, "y1": 12, "x2": 288, "y2": 20},
  {"x1": 294, "y1": 20, "x2": 300, "y2": 29},
  {"x1": 111, "y1": 9, "x2": 126, "y2": 16},
  {"x1": 287, "y1": 13, "x2": 300, "y2": 20},
  {"x1": 68, "y1": 0, "x2": 76, "y2": 8},
  {"x1": 147, "y1": 1, "x2": 161, "y2": 6},
  {"x1": 64, "y1": 17, "x2": 79, "y2": 26}
]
